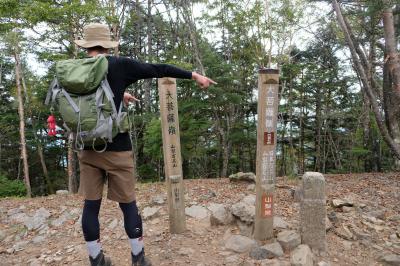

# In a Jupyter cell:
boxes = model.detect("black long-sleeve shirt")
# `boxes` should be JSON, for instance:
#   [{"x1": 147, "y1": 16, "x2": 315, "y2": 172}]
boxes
[{"x1": 87, "y1": 56, "x2": 192, "y2": 151}]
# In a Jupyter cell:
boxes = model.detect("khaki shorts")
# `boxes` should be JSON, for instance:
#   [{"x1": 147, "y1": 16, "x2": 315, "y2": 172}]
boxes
[{"x1": 78, "y1": 150, "x2": 136, "y2": 203}]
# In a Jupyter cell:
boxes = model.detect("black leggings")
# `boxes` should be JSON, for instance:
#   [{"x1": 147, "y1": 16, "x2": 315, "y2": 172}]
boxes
[{"x1": 82, "y1": 199, "x2": 143, "y2": 241}]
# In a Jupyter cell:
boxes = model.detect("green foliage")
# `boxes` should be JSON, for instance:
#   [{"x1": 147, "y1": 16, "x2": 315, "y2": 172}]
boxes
[
  {"x1": 0, "y1": 0, "x2": 398, "y2": 198},
  {"x1": 0, "y1": 174, "x2": 26, "y2": 198}
]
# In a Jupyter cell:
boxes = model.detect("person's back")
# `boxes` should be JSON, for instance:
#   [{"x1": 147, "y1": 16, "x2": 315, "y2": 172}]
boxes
[{"x1": 71, "y1": 23, "x2": 215, "y2": 266}]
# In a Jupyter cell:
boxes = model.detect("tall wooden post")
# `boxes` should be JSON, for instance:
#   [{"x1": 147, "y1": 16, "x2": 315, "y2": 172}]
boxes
[
  {"x1": 158, "y1": 77, "x2": 186, "y2": 234},
  {"x1": 254, "y1": 69, "x2": 279, "y2": 241}
]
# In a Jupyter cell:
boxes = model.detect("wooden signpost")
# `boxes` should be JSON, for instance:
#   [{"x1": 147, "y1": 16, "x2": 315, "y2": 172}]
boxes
[
  {"x1": 254, "y1": 69, "x2": 279, "y2": 241},
  {"x1": 158, "y1": 77, "x2": 186, "y2": 234}
]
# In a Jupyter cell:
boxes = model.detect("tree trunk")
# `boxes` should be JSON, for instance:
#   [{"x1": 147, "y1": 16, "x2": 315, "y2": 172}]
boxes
[
  {"x1": 315, "y1": 85, "x2": 322, "y2": 172},
  {"x1": 14, "y1": 51, "x2": 31, "y2": 197},
  {"x1": 181, "y1": 1, "x2": 205, "y2": 74},
  {"x1": 37, "y1": 141, "x2": 54, "y2": 194},
  {"x1": 143, "y1": 0, "x2": 153, "y2": 112},
  {"x1": 332, "y1": 0, "x2": 400, "y2": 160},
  {"x1": 383, "y1": 5, "x2": 400, "y2": 100},
  {"x1": 382, "y1": 5, "x2": 400, "y2": 168}
]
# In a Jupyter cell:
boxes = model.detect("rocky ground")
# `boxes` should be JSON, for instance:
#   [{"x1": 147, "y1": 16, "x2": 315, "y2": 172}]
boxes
[{"x1": 0, "y1": 172, "x2": 399, "y2": 266}]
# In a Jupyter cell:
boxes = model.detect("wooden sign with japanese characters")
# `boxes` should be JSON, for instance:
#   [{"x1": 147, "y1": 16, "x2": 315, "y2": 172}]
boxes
[
  {"x1": 158, "y1": 77, "x2": 186, "y2": 234},
  {"x1": 254, "y1": 69, "x2": 279, "y2": 241}
]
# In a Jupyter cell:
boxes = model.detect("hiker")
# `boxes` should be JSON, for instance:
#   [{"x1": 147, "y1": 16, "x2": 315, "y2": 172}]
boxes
[{"x1": 71, "y1": 23, "x2": 216, "y2": 266}]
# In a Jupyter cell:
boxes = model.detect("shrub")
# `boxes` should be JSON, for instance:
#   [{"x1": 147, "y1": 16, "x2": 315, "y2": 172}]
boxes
[{"x1": 0, "y1": 174, "x2": 26, "y2": 197}]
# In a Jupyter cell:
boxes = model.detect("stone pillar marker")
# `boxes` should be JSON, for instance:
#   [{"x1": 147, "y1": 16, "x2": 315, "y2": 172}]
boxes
[
  {"x1": 158, "y1": 77, "x2": 186, "y2": 234},
  {"x1": 254, "y1": 69, "x2": 279, "y2": 241},
  {"x1": 300, "y1": 172, "x2": 326, "y2": 252}
]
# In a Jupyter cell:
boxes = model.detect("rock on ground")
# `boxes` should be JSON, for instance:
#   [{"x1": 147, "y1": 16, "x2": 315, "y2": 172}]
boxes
[
  {"x1": 334, "y1": 224, "x2": 354, "y2": 240},
  {"x1": 237, "y1": 220, "x2": 254, "y2": 237},
  {"x1": 150, "y1": 195, "x2": 165, "y2": 205},
  {"x1": 379, "y1": 253, "x2": 400, "y2": 266},
  {"x1": 249, "y1": 247, "x2": 275, "y2": 260},
  {"x1": 231, "y1": 200, "x2": 255, "y2": 224},
  {"x1": 290, "y1": 244, "x2": 314, "y2": 266},
  {"x1": 277, "y1": 230, "x2": 301, "y2": 252},
  {"x1": 142, "y1": 207, "x2": 161, "y2": 220},
  {"x1": 56, "y1": 190, "x2": 69, "y2": 195},
  {"x1": 273, "y1": 216, "x2": 290, "y2": 230},
  {"x1": 224, "y1": 234, "x2": 257, "y2": 253},
  {"x1": 185, "y1": 205, "x2": 209, "y2": 220},
  {"x1": 229, "y1": 172, "x2": 256, "y2": 183},
  {"x1": 24, "y1": 208, "x2": 51, "y2": 231},
  {"x1": 208, "y1": 203, "x2": 233, "y2": 226},
  {"x1": 262, "y1": 242, "x2": 284, "y2": 258},
  {"x1": 331, "y1": 198, "x2": 354, "y2": 208}
]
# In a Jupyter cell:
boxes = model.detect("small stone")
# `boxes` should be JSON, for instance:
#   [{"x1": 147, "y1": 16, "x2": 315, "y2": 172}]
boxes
[
  {"x1": 290, "y1": 244, "x2": 313, "y2": 266},
  {"x1": 327, "y1": 212, "x2": 338, "y2": 224},
  {"x1": 332, "y1": 198, "x2": 353, "y2": 208},
  {"x1": 142, "y1": 207, "x2": 161, "y2": 220},
  {"x1": 151, "y1": 195, "x2": 165, "y2": 205},
  {"x1": 185, "y1": 205, "x2": 209, "y2": 220},
  {"x1": 6, "y1": 248, "x2": 14, "y2": 254},
  {"x1": 317, "y1": 262, "x2": 331, "y2": 266},
  {"x1": 249, "y1": 247, "x2": 274, "y2": 260},
  {"x1": 262, "y1": 242, "x2": 284, "y2": 258},
  {"x1": 277, "y1": 230, "x2": 301, "y2": 252},
  {"x1": 366, "y1": 210, "x2": 386, "y2": 220},
  {"x1": 334, "y1": 225, "x2": 353, "y2": 240},
  {"x1": 225, "y1": 234, "x2": 257, "y2": 253},
  {"x1": 56, "y1": 190, "x2": 69, "y2": 195},
  {"x1": 273, "y1": 216, "x2": 289, "y2": 230},
  {"x1": 379, "y1": 253, "x2": 400, "y2": 266}
]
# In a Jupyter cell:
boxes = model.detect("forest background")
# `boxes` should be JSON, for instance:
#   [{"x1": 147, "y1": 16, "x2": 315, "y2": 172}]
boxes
[{"x1": 0, "y1": 0, "x2": 400, "y2": 197}]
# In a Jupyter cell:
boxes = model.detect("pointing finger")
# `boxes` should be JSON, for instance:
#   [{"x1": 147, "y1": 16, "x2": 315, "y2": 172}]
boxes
[{"x1": 208, "y1": 78, "x2": 217, "y2": 85}]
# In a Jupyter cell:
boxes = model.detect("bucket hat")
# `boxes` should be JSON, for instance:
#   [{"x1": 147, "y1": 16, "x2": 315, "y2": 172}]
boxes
[{"x1": 74, "y1": 23, "x2": 119, "y2": 49}]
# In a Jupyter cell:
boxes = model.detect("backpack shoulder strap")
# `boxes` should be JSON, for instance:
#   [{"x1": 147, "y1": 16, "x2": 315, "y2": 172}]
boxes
[
  {"x1": 45, "y1": 78, "x2": 58, "y2": 105},
  {"x1": 96, "y1": 77, "x2": 117, "y2": 116}
]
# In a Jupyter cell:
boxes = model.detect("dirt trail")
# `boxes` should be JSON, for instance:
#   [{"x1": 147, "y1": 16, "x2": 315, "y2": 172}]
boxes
[{"x1": 0, "y1": 173, "x2": 399, "y2": 266}]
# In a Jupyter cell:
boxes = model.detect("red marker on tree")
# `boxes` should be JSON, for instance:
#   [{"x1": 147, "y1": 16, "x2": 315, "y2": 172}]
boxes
[{"x1": 47, "y1": 115, "x2": 57, "y2": 136}]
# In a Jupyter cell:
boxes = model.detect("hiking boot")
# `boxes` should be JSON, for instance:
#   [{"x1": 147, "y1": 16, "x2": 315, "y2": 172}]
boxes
[
  {"x1": 132, "y1": 249, "x2": 152, "y2": 266},
  {"x1": 89, "y1": 250, "x2": 112, "y2": 266}
]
